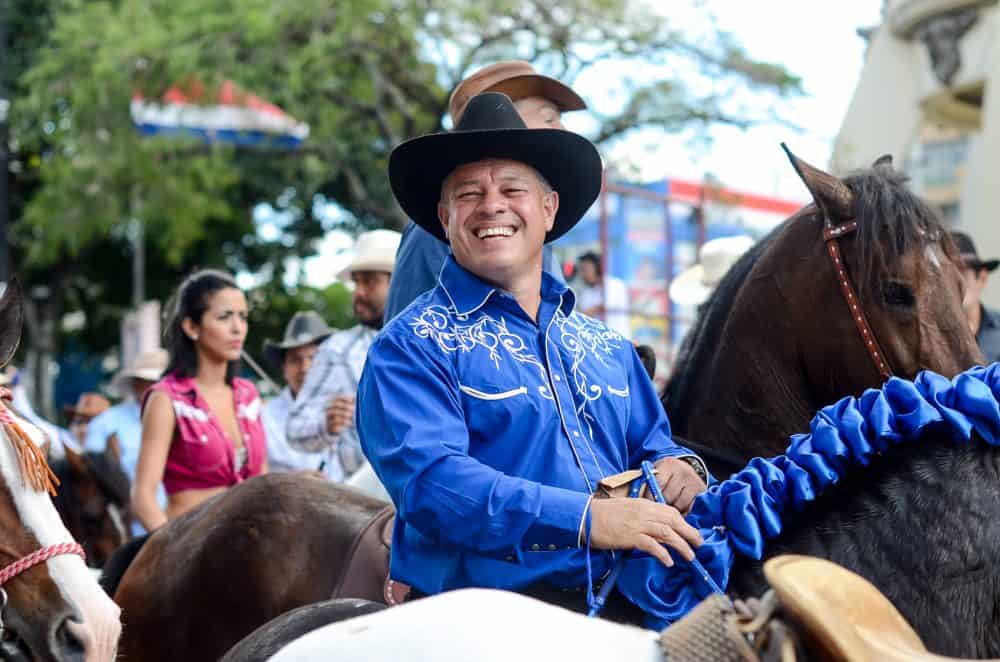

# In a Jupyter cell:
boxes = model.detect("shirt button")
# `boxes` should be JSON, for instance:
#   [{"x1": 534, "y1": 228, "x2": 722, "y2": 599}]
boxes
[
  {"x1": 573, "y1": 431, "x2": 580, "y2": 437},
  {"x1": 200, "y1": 435, "x2": 208, "y2": 443},
  {"x1": 554, "y1": 375, "x2": 561, "y2": 382},
  {"x1": 505, "y1": 555, "x2": 515, "y2": 562},
  {"x1": 531, "y1": 544, "x2": 540, "y2": 551},
  {"x1": 548, "y1": 544, "x2": 557, "y2": 551}
]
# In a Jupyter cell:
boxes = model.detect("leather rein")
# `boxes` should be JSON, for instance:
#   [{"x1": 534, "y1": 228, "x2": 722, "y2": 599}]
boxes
[{"x1": 823, "y1": 217, "x2": 892, "y2": 380}]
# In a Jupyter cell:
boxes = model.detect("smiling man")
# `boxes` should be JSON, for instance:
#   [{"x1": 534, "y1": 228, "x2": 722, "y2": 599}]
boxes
[{"x1": 357, "y1": 93, "x2": 709, "y2": 622}]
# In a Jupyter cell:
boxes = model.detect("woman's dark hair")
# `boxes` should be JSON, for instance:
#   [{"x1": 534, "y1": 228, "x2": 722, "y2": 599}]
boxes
[{"x1": 163, "y1": 269, "x2": 243, "y2": 384}]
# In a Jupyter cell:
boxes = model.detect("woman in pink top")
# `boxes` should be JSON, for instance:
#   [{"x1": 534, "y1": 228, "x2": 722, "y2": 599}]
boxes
[{"x1": 132, "y1": 270, "x2": 267, "y2": 530}]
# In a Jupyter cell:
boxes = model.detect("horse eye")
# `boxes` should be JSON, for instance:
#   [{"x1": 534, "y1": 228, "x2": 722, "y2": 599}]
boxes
[{"x1": 882, "y1": 281, "x2": 915, "y2": 308}]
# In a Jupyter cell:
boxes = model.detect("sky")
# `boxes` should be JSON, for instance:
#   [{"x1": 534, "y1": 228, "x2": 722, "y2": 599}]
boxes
[{"x1": 291, "y1": 0, "x2": 885, "y2": 289}]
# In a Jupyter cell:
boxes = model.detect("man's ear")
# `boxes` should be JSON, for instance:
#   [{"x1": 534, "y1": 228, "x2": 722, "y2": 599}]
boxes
[
  {"x1": 543, "y1": 191, "x2": 559, "y2": 233},
  {"x1": 437, "y1": 202, "x2": 450, "y2": 241}
]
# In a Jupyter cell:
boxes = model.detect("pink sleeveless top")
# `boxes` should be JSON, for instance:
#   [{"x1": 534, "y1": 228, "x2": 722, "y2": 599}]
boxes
[{"x1": 146, "y1": 373, "x2": 267, "y2": 495}]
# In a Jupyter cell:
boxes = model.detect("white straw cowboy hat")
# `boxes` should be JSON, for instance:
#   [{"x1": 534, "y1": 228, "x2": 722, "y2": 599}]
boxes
[
  {"x1": 337, "y1": 229, "x2": 402, "y2": 280},
  {"x1": 670, "y1": 235, "x2": 755, "y2": 307},
  {"x1": 111, "y1": 349, "x2": 168, "y2": 396}
]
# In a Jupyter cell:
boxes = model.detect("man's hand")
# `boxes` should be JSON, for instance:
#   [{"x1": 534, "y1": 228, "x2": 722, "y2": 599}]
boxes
[
  {"x1": 325, "y1": 395, "x2": 356, "y2": 436},
  {"x1": 589, "y1": 498, "x2": 703, "y2": 567},
  {"x1": 653, "y1": 457, "x2": 707, "y2": 515}
]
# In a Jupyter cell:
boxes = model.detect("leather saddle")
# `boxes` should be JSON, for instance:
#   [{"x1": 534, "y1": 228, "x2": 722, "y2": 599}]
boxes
[
  {"x1": 763, "y1": 555, "x2": 996, "y2": 662},
  {"x1": 331, "y1": 505, "x2": 409, "y2": 606},
  {"x1": 661, "y1": 554, "x2": 1000, "y2": 662}
]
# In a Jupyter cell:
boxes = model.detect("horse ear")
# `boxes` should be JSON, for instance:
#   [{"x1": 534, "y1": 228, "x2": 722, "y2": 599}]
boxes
[
  {"x1": 873, "y1": 154, "x2": 893, "y2": 169},
  {"x1": 64, "y1": 444, "x2": 87, "y2": 477},
  {"x1": 781, "y1": 143, "x2": 854, "y2": 223},
  {"x1": 0, "y1": 278, "x2": 24, "y2": 370}
]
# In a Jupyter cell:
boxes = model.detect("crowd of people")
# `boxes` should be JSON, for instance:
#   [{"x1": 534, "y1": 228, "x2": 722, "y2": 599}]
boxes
[{"x1": 17, "y1": 58, "x2": 1000, "y2": 630}]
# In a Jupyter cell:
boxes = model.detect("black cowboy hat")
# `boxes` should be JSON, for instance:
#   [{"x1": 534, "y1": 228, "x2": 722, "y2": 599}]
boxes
[
  {"x1": 388, "y1": 92, "x2": 602, "y2": 244},
  {"x1": 951, "y1": 231, "x2": 1000, "y2": 272},
  {"x1": 263, "y1": 311, "x2": 333, "y2": 369}
]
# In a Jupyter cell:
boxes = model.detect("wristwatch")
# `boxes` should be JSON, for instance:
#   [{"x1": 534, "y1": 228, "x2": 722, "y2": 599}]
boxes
[{"x1": 678, "y1": 454, "x2": 709, "y2": 485}]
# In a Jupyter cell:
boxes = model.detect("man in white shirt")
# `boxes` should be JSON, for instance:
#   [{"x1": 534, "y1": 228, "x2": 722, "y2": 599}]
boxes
[
  {"x1": 261, "y1": 311, "x2": 334, "y2": 476},
  {"x1": 286, "y1": 229, "x2": 401, "y2": 480},
  {"x1": 576, "y1": 251, "x2": 631, "y2": 338}
]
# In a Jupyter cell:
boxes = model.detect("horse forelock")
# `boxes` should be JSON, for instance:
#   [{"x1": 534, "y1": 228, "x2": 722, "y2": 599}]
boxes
[{"x1": 843, "y1": 165, "x2": 953, "y2": 301}]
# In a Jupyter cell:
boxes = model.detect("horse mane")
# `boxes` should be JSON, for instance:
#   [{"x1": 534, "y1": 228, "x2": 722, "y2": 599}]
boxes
[
  {"x1": 100, "y1": 533, "x2": 149, "y2": 597},
  {"x1": 663, "y1": 165, "x2": 954, "y2": 433},
  {"x1": 663, "y1": 226, "x2": 780, "y2": 431}
]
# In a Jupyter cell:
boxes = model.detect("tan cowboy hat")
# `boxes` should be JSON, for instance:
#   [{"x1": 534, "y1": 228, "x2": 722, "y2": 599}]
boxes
[
  {"x1": 337, "y1": 230, "x2": 402, "y2": 280},
  {"x1": 111, "y1": 348, "x2": 167, "y2": 396},
  {"x1": 263, "y1": 311, "x2": 334, "y2": 369},
  {"x1": 449, "y1": 60, "x2": 587, "y2": 123},
  {"x1": 64, "y1": 392, "x2": 111, "y2": 421},
  {"x1": 669, "y1": 235, "x2": 755, "y2": 307}
]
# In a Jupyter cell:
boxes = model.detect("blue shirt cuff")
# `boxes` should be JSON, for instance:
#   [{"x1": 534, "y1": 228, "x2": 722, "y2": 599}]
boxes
[{"x1": 521, "y1": 486, "x2": 591, "y2": 552}]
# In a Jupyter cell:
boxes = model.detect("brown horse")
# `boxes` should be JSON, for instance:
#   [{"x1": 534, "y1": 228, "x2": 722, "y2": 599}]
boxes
[
  {"x1": 50, "y1": 445, "x2": 131, "y2": 569},
  {"x1": 0, "y1": 280, "x2": 121, "y2": 661},
  {"x1": 107, "y1": 152, "x2": 987, "y2": 661},
  {"x1": 664, "y1": 149, "x2": 981, "y2": 461},
  {"x1": 105, "y1": 475, "x2": 386, "y2": 662}
]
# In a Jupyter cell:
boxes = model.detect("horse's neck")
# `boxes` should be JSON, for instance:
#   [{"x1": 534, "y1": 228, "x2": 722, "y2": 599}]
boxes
[
  {"x1": 728, "y1": 434, "x2": 1000, "y2": 657},
  {"x1": 679, "y1": 341, "x2": 816, "y2": 458}
]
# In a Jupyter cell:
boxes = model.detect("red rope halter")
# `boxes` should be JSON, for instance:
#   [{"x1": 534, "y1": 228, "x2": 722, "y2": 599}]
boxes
[
  {"x1": 0, "y1": 387, "x2": 84, "y2": 588},
  {"x1": 0, "y1": 543, "x2": 86, "y2": 587}
]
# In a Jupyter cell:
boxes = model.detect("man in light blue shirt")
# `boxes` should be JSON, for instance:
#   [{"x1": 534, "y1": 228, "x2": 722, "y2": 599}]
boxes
[
  {"x1": 358, "y1": 93, "x2": 708, "y2": 620},
  {"x1": 85, "y1": 349, "x2": 167, "y2": 535}
]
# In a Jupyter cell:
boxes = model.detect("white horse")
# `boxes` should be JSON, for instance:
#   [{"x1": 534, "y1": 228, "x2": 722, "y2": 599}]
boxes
[
  {"x1": 268, "y1": 589, "x2": 660, "y2": 662},
  {"x1": 0, "y1": 280, "x2": 120, "y2": 661}
]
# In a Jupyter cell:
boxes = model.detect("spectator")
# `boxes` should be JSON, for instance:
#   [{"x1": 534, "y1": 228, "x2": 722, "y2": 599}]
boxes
[
  {"x1": 261, "y1": 311, "x2": 336, "y2": 476},
  {"x1": 575, "y1": 252, "x2": 631, "y2": 338},
  {"x1": 133, "y1": 270, "x2": 267, "y2": 530},
  {"x1": 84, "y1": 349, "x2": 168, "y2": 535},
  {"x1": 286, "y1": 230, "x2": 400, "y2": 480},
  {"x1": 952, "y1": 231, "x2": 1000, "y2": 363},
  {"x1": 669, "y1": 236, "x2": 755, "y2": 308},
  {"x1": 65, "y1": 392, "x2": 110, "y2": 448}
]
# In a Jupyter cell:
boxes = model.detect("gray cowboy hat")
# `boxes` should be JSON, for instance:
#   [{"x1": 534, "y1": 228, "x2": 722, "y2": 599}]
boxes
[
  {"x1": 388, "y1": 92, "x2": 602, "y2": 244},
  {"x1": 263, "y1": 311, "x2": 333, "y2": 369}
]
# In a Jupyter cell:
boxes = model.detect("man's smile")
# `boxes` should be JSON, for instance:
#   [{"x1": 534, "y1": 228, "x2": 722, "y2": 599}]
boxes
[{"x1": 475, "y1": 225, "x2": 518, "y2": 241}]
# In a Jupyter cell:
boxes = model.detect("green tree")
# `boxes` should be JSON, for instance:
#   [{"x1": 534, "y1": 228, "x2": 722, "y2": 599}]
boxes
[{"x1": 8, "y1": 0, "x2": 801, "y2": 412}]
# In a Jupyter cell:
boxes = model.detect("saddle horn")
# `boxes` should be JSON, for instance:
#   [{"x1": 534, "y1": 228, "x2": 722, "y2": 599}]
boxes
[{"x1": 781, "y1": 143, "x2": 855, "y2": 225}]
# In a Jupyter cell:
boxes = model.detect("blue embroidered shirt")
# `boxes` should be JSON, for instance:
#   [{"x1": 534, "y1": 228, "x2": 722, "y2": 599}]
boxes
[{"x1": 358, "y1": 256, "x2": 699, "y2": 595}]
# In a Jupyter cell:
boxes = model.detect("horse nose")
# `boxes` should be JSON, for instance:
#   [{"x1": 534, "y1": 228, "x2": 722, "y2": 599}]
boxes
[{"x1": 49, "y1": 615, "x2": 88, "y2": 662}]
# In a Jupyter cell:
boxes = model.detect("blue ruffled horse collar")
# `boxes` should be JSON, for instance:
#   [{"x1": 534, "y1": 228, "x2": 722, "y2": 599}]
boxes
[{"x1": 617, "y1": 364, "x2": 1000, "y2": 629}]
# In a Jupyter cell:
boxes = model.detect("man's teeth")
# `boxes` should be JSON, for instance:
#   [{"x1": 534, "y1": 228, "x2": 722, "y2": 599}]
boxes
[{"x1": 477, "y1": 227, "x2": 515, "y2": 239}]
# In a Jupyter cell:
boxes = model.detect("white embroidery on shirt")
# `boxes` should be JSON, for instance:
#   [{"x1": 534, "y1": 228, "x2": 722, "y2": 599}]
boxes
[
  {"x1": 238, "y1": 397, "x2": 261, "y2": 421},
  {"x1": 172, "y1": 400, "x2": 210, "y2": 423}
]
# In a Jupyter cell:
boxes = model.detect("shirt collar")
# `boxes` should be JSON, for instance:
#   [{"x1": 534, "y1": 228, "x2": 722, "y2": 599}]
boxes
[{"x1": 438, "y1": 254, "x2": 574, "y2": 317}]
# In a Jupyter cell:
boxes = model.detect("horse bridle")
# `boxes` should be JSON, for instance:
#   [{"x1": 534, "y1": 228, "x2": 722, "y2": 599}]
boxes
[
  {"x1": 0, "y1": 397, "x2": 86, "y2": 638},
  {"x1": 823, "y1": 217, "x2": 892, "y2": 380}
]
